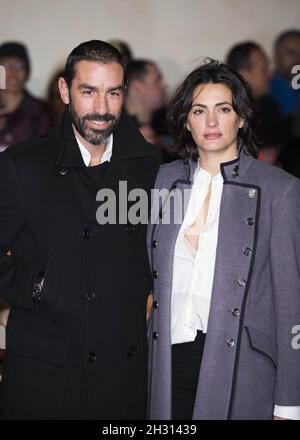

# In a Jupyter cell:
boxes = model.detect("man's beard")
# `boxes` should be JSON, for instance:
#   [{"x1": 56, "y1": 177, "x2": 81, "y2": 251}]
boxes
[{"x1": 69, "y1": 100, "x2": 119, "y2": 146}]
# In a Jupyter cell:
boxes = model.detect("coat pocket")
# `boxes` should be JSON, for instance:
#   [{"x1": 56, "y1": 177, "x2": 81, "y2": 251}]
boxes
[
  {"x1": 6, "y1": 310, "x2": 70, "y2": 366},
  {"x1": 41, "y1": 253, "x2": 64, "y2": 306},
  {"x1": 245, "y1": 325, "x2": 277, "y2": 368}
]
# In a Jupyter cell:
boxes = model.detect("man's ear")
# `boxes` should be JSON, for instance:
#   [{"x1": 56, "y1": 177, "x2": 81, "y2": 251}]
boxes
[{"x1": 58, "y1": 76, "x2": 70, "y2": 105}]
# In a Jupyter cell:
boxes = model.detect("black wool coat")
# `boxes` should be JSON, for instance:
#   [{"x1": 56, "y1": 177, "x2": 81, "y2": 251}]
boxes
[{"x1": 0, "y1": 110, "x2": 159, "y2": 419}]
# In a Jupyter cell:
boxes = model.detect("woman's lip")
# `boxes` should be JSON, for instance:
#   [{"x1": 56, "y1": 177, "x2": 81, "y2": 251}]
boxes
[{"x1": 204, "y1": 133, "x2": 222, "y2": 139}]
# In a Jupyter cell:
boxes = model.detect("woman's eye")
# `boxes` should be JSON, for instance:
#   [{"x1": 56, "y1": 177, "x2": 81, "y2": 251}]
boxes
[
  {"x1": 220, "y1": 107, "x2": 231, "y2": 113},
  {"x1": 194, "y1": 109, "x2": 203, "y2": 115}
]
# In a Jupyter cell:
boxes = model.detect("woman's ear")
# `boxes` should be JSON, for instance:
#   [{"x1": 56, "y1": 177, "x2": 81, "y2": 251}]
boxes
[
  {"x1": 186, "y1": 121, "x2": 191, "y2": 132},
  {"x1": 239, "y1": 119, "x2": 245, "y2": 129}
]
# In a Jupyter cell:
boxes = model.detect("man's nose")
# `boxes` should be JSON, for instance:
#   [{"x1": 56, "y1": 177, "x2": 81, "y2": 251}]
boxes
[{"x1": 93, "y1": 94, "x2": 108, "y2": 115}]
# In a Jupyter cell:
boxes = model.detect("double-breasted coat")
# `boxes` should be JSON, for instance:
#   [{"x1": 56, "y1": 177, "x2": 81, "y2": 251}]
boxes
[
  {"x1": 0, "y1": 110, "x2": 159, "y2": 419},
  {"x1": 147, "y1": 148, "x2": 300, "y2": 420}
]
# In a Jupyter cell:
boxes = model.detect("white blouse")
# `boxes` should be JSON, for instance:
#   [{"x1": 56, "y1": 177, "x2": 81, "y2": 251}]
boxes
[{"x1": 171, "y1": 165, "x2": 223, "y2": 345}]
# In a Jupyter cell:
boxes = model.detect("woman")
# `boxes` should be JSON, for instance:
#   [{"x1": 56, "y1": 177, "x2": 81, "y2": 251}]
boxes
[{"x1": 147, "y1": 60, "x2": 300, "y2": 420}]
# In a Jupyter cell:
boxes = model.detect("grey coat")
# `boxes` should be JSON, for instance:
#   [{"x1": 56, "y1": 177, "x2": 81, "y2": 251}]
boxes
[{"x1": 147, "y1": 148, "x2": 300, "y2": 420}]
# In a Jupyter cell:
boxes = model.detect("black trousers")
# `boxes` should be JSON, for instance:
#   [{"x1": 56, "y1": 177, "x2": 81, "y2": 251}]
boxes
[{"x1": 172, "y1": 330, "x2": 206, "y2": 420}]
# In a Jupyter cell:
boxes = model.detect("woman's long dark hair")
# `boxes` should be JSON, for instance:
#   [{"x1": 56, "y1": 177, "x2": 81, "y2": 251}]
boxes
[{"x1": 167, "y1": 58, "x2": 258, "y2": 160}]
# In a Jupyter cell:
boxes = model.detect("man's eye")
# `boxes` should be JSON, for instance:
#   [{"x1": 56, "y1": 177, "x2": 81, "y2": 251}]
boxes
[
  {"x1": 110, "y1": 91, "x2": 121, "y2": 97},
  {"x1": 82, "y1": 90, "x2": 93, "y2": 95}
]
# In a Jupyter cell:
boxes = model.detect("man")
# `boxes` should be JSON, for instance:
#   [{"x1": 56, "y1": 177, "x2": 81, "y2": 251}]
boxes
[
  {"x1": 125, "y1": 59, "x2": 175, "y2": 163},
  {"x1": 125, "y1": 60, "x2": 166, "y2": 130},
  {"x1": 0, "y1": 41, "x2": 51, "y2": 151},
  {"x1": 271, "y1": 29, "x2": 300, "y2": 117},
  {"x1": 226, "y1": 41, "x2": 286, "y2": 164},
  {"x1": 0, "y1": 40, "x2": 159, "y2": 419}
]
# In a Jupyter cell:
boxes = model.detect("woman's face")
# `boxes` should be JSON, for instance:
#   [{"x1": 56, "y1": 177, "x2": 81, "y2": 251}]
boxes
[{"x1": 186, "y1": 82, "x2": 244, "y2": 157}]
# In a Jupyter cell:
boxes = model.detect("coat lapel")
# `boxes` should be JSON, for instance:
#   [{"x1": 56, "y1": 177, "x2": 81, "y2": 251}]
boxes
[{"x1": 55, "y1": 109, "x2": 157, "y2": 233}]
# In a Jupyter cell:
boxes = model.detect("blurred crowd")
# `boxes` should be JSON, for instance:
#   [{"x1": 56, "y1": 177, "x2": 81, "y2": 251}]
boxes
[{"x1": 0, "y1": 30, "x2": 300, "y2": 175}]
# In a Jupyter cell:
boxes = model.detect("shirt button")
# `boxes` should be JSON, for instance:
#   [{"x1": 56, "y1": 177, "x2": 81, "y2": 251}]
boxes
[
  {"x1": 231, "y1": 307, "x2": 240, "y2": 317},
  {"x1": 88, "y1": 352, "x2": 96, "y2": 363},
  {"x1": 237, "y1": 279, "x2": 246, "y2": 287},
  {"x1": 246, "y1": 217, "x2": 255, "y2": 226},
  {"x1": 242, "y1": 247, "x2": 252, "y2": 256},
  {"x1": 153, "y1": 301, "x2": 159, "y2": 309},
  {"x1": 226, "y1": 338, "x2": 236, "y2": 348},
  {"x1": 153, "y1": 270, "x2": 159, "y2": 279},
  {"x1": 152, "y1": 240, "x2": 158, "y2": 248},
  {"x1": 153, "y1": 332, "x2": 159, "y2": 340},
  {"x1": 86, "y1": 291, "x2": 96, "y2": 302},
  {"x1": 83, "y1": 229, "x2": 92, "y2": 240}
]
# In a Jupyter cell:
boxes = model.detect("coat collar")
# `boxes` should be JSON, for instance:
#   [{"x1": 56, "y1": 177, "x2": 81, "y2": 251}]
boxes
[
  {"x1": 55, "y1": 109, "x2": 157, "y2": 168},
  {"x1": 182, "y1": 145, "x2": 253, "y2": 186}
]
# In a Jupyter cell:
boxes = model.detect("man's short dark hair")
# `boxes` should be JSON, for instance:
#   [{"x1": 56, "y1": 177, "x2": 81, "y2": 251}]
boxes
[
  {"x1": 64, "y1": 40, "x2": 127, "y2": 88},
  {"x1": 126, "y1": 60, "x2": 156, "y2": 85},
  {"x1": 226, "y1": 42, "x2": 262, "y2": 72},
  {"x1": 274, "y1": 29, "x2": 300, "y2": 52}
]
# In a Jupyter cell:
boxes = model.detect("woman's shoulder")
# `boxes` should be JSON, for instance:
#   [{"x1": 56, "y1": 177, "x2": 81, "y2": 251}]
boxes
[
  {"x1": 248, "y1": 156, "x2": 300, "y2": 197},
  {"x1": 155, "y1": 159, "x2": 188, "y2": 187}
]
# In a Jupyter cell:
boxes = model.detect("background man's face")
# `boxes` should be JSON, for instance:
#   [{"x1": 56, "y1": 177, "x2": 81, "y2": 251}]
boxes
[
  {"x1": 275, "y1": 36, "x2": 300, "y2": 79},
  {"x1": 0, "y1": 56, "x2": 27, "y2": 94},
  {"x1": 139, "y1": 63, "x2": 167, "y2": 111},
  {"x1": 242, "y1": 49, "x2": 271, "y2": 97},
  {"x1": 59, "y1": 60, "x2": 124, "y2": 146}
]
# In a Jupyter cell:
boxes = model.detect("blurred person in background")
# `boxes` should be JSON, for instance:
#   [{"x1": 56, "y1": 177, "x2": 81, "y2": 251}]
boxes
[
  {"x1": 0, "y1": 42, "x2": 51, "y2": 151},
  {"x1": 125, "y1": 59, "x2": 176, "y2": 162},
  {"x1": 271, "y1": 29, "x2": 300, "y2": 121},
  {"x1": 271, "y1": 30, "x2": 300, "y2": 177},
  {"x1": 46, "y1": 69, "x2": 66, "y2": 126},
  {"x1": 108, "y1": 39, "x2": 133, "y2": 64},
  {"x1": 226, "y1": 41, "x2": 285, "y2": 165}
]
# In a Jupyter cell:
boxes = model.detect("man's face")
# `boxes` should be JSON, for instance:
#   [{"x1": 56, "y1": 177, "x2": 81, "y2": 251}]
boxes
[
  {"x1": 242, "y1": 49, "x2": 271, "y2": 97},
  {"x1": 59, "y1": 60, "x2": 124, "y2": 146},
  {"x1": 0, "y1": 56, "x2": 27, "y2": 94},
  {"x1": 275, "y1": 36, "x2": 300, "y2": 79},
  {"x1": 139, "y1": 63, "x2": 167, "y2": 111}
]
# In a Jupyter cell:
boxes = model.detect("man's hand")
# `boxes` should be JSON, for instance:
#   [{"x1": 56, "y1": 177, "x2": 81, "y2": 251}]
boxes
[
  {"x1": 0, "y1": 300, "x2": 10, "y2": 328},
  {"x1": 146, "y1": 293, "x2": 153, "y2": 321}
]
